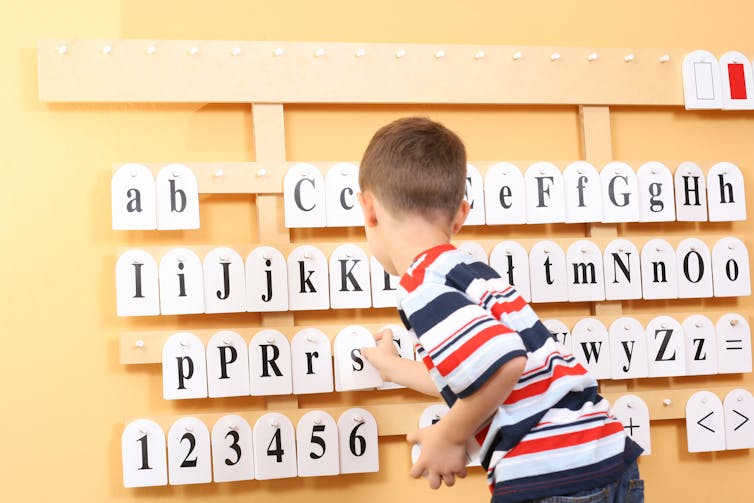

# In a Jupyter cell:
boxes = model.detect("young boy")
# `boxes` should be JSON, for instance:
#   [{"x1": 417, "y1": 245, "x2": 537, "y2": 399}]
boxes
[{"x1": 358, "y1": 117, "x2": 644, "y2": 502}]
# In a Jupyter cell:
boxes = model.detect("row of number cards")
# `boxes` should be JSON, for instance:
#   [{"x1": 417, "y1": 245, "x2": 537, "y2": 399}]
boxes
[
  {"x1": 122, "y1": 408, "x2": 377, "y2": 487},
  {"x1": 123, "y1": 388, "x2": 754, "y2": 488}
]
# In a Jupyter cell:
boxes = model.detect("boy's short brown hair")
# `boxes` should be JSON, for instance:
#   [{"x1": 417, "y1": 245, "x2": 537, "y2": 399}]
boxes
[{"x1": 359, "y1": 117, "x2": 467, "y2": 223}]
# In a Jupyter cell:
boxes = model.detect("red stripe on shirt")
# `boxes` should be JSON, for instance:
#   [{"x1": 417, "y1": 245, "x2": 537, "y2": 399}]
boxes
[
  {"x1": 505, "y1": 422, "x2": 624, "y2": 458},
  {"x1": 435, "y1": 324, "x2": 513, "y2": 376},
  {"x1": 489, "y1": 296, "x2": 528, "y2": 320},
  {"x1": 399, "y1": 244, "x2": 456, "y2": 293},
  {"x1": 505, "y1": 363, "x2": 587, "y2": 404}
]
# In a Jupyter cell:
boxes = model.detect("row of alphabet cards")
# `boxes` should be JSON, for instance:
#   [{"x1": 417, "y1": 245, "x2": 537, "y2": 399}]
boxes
[
  {"x1": 111, "y1": 160, "x2": 746, "y2": 231},
  {"x1": 683, "y1": 50, "x2": 754, "y2": 110},
  {"x1": 160, "y1": 325, "x2": 393, "y2": 400},
  {"x1": 284, "y1": 161, "x2": 745, "y2": 228},
  {"x1": 545, "y1": 313, "x2": 752, "y2": 380},
  {"x1": 122, "y1": 408, "x2": 378, "y2": 487},
  {"x1": 154, "y1": 312, "x2": 750, "y2": 401},
  {"x1": 115, "y1": 236, "x2": 751, "y2": 316}
]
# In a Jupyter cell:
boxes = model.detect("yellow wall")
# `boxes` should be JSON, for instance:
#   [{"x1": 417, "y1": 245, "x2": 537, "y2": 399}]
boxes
[{"x1": 2, "y1": 1, "x2": 754, "y2": 501}]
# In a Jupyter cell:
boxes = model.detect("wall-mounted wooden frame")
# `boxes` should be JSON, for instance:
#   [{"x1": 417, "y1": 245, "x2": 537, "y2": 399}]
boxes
[
  {"x1": 39, "y1": 40, "x2": 683, "y2": 105},
  {"x1": 39, "y1": 39, "x2": 752, "y2": 444}
]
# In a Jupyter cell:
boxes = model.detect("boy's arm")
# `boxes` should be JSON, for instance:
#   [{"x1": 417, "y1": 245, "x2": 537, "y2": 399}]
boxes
[
  {"x1": 407, "y1": 355, "x2": 527, "y2": 489},
  {"x1": 361, "y1": 329, "x2": 441, "y2": 397}
]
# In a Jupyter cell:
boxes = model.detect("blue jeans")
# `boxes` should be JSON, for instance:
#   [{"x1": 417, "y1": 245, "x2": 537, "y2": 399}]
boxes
[{"x1": 529, "y1": 461, "x2": 644, "y2": 503}]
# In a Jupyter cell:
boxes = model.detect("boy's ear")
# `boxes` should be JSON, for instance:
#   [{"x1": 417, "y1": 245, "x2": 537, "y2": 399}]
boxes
[
  {"x1": 357, "y1": 191, "x2": 379, "y2": 227},
  {"x1": 451, "y1": 200, "x2": 471, "y2": 234}
]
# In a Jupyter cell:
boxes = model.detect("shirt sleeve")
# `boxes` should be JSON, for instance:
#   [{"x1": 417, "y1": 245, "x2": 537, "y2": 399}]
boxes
[{"x1": 406, "y1": 284, "x2": 527, "y2": 398}]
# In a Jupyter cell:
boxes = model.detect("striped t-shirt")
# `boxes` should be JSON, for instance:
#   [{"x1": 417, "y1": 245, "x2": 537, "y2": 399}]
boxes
[{"x1": 397, "y1": 244, "x2": 642, "y2": 502}]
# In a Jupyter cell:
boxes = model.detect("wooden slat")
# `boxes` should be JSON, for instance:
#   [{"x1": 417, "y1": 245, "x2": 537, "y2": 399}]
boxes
[
  {"x1": 119, "y1": 311, "x2": 748, "y2": 365},
  {"x1": 252, "y1": 103, "x2": 298, "y2": 410},
  {"x1": 40, "y1": 40, "x2": 686, "y2": 105},
  {"x1": 126, "y1": 401, "x2": 441, "y2": 437},
  {"x1": 116, "y1": 232, "x2": 745, "y2": 262},
  {"x1": 114, "y1": 159, "x2": 725, "y2": 195},
  {"x1": 123, "y1": 385, "x2": 749, "y2": 430}
]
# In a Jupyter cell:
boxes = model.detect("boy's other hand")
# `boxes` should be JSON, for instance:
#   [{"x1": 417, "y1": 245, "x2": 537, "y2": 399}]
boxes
[
  {"x1": 407, "y1": 424, "x2": 468, "y2": 489},
  {"x1": 360, "y1": 329, "x2": 399, "y2": 380}
]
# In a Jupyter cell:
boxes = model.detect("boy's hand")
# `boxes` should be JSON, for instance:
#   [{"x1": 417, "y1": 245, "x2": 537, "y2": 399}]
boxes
[
  {"x1": 360, "y1": 329, "x2": 399, "y2": 381},
  {"x1": 407, "y1": 423, "x2": 468, "y2": 489}
]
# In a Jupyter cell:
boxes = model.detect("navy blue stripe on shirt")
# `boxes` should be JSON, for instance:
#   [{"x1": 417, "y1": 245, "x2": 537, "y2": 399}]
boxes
[
  {"x1": 445, "y1": 261, "x2": 500, "y2": 290},
  {"x1": 407, "y1": 291, "x2": 471, "y2": 335},
  {"x1": 516, "y1": 321, "x2": 555, "y2": 352}
]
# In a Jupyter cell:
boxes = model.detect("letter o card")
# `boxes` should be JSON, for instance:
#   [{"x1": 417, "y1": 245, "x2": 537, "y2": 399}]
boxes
[
  {"x1": 122, "y1": 419, "x2": 167, "y2": 487},
  {"x1": 676, "y1": 238, "x2": 713, "y2": 299},
  {"x1": 712, "y1": 237, "x2": 751, "y2": 297},
  {"x1": 338, "y1": 408, "x2": 379, "y2": 474}
]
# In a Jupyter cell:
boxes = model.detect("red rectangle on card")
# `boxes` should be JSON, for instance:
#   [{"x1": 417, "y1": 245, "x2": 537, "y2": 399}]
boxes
[{"x1": 728, "y1": 63, "x2": 747, "y2": 99}]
